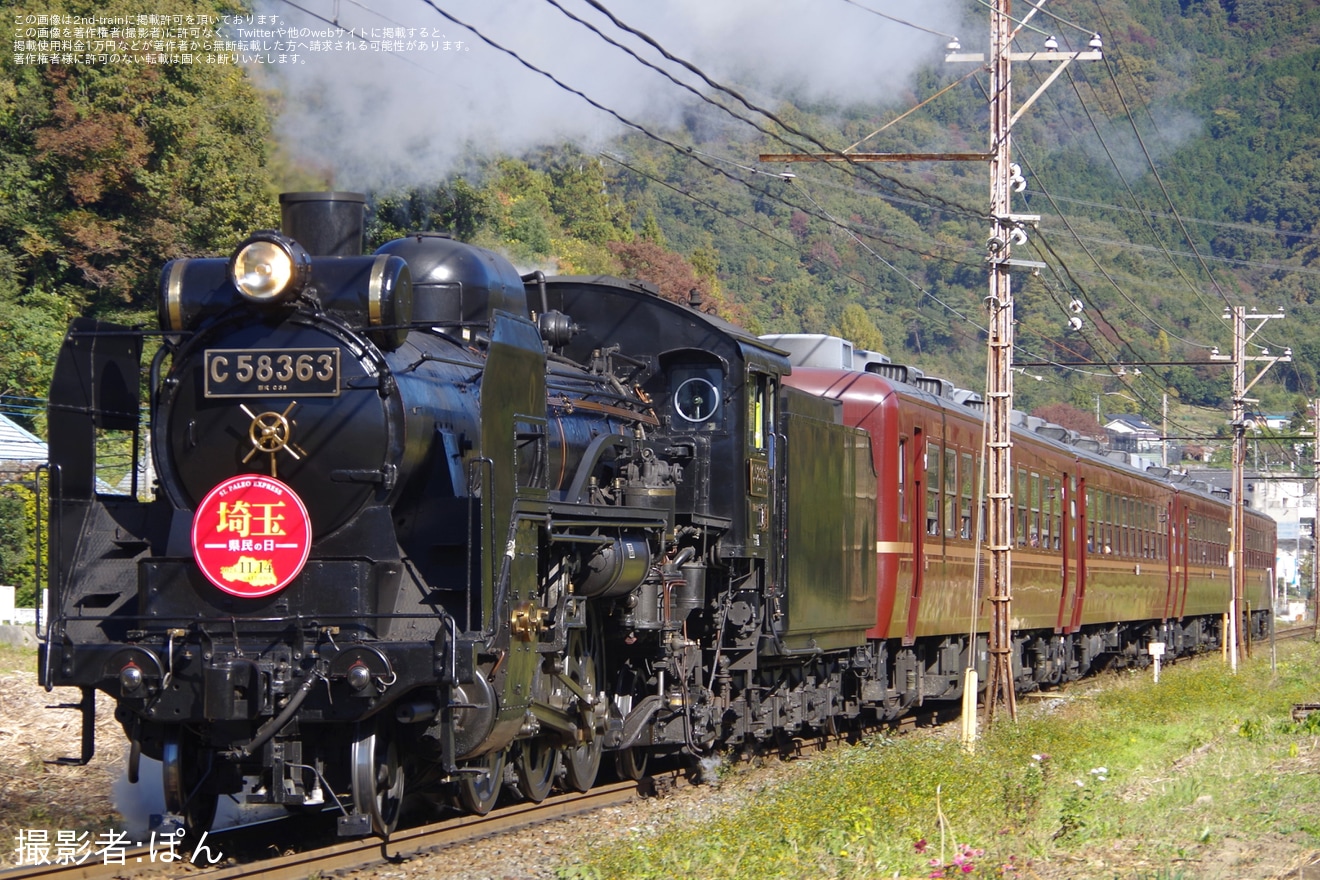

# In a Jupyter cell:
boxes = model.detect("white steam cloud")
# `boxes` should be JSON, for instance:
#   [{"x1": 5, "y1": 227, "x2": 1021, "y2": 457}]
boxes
[{"x1": 248, "y1": 0, "x2": 970, "y2": 188}]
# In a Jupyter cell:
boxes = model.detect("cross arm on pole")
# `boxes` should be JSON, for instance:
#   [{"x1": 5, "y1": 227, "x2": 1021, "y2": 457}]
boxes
[{"x1": 757, "y1": 152, "x2": 990, "y2": 163}]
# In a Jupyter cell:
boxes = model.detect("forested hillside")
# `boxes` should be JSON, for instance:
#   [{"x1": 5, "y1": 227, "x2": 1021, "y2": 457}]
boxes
[
  {"x1": 4, "y1": 0, "x2": 1320, "y2": 437},
  {"x1": 356, "y1": 0, "x2": 1320, "y2": 436},
  {"x1": 1, "y1": 0, "x2": 279, "y2": 423}
]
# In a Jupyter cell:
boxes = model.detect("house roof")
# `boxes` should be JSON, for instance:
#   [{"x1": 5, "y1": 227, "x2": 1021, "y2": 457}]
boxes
[
  {"x1": 0, "y1": 413, "x2": 46, "y2": 462},
  {"x1": 1103, "y1": 413, "x2": 1157, "y2": 434}
]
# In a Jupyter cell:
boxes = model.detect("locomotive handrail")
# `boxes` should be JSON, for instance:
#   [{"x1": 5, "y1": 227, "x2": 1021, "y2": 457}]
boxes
[
  {"x1": 36, "y1": 462, "x2": 59, "y2": 692},
  {"x1": 548, "y1": 532, "x2": 613, "y2": 545},
  {"x1": 468, "y1": 456, "x2": 495, "y2": 633},
  {"x1": 550, "y1": 396, "x2": 660, "y2": 427},
  {"x1": 488, "y1": 513, "x2": 539, "y2": 643},
  {"x1": 395, "y1": 349, "x2": 487, "y2": 376},
  {"x1": 34, "y1": 463, "x2": 50, "y2": 646}
]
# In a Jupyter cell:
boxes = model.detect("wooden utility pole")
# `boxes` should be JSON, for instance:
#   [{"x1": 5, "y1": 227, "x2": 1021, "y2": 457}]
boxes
[
  {"x1": 759, "y1": 2, "x2": 1099, "y2": 727},
  {"x1": 1211, "y1": 308, "x2": 1289, "y2": 670},
  {"x1": 981, "y1": 0, "x2": 1018, "y2": 725},
  {"x1": 952, "y1": 3, "x2": 1101, "y2": 725}
]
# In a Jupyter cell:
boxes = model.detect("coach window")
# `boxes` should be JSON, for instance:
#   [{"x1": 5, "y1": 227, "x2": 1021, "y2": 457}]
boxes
[
  {"x1": 1029, "y1": 473, "x2": 1042, "y2": 547},
  {"x1": 944, "y1": 447, "x2": 958, "y2": 538},
  {"x1": 1136, "y1": 503, "x2": 1144, "y2": 558},
  {"x1": 1041, "y1": 478, "x2": 1053, "y2": 548},
  {"x1": 1112, "y1": 496, "x2": 1121, "y2": 555},
  {"x1": 929, "y1": 443, "x2": 939, "y2": 533},
  {"x1": 898, "y1": 438, "x2": 908, "y2": 522},
  {"x1": 1154, "y1": 505, "x2": 1162, "y2": 558},
  {"x1": 1130, "y1": 498, "x2": 1139, "y2": 557},
  {"x1": 1054, "y1": 479, "x2": 1063, "y2": 549},
  {"x1": 1118, "y1": 496, "x2": 1128, "y2": 556},
  {"x1": 926, "y1": 443, "x2": 941, "y2": 536},
  {"x1": 1085, "y1": 489, "x2": 1096, "y2": 551},
  {"x1": 959, "y1": 453, "x2": 973, "y2": 539},
  {"x1": 1093, "y1": 492, "x2": 1103, "y2": 553},
  {"x1": 1129, "y1": 499, "x2": 1139, "y2": 557},
  {"x1": 1015, "y1": 469, "x2": 1028, "y2": 546},
  {"x1": 1101, "y1": 492, "x2": 1109, "y2": 552},
  {"x1": 1135, "y1": 501, "x2": 1142, "y2": 556},
  {"x1": 1158, "y1": 505, "x2": 1169, "y2": 562},
  {"x1": 1098, "y1": 493, "x2": 1108, "y2": 554},
  {"x1": 1150, "y1": 503, "x2": 1157, "y2": 558},
  {"x1": 1146, "y1": 503, "x2": 1154, "y2": 558}
]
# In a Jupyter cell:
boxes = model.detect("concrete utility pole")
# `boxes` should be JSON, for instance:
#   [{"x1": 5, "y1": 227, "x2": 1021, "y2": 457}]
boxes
[
  {"x1": 1211, "y1": 308, "x2": 1289, "y2": 670},
  {"x1": 1313, "y1": 398, "x2": 1319, "y2": 639},
  {"x1": 1163, "y1": 393, "x2": 1169, "y2": 469}
]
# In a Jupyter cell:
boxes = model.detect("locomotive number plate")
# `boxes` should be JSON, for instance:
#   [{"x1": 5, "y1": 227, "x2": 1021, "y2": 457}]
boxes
[{"x1": 204, "y1": 348, "x2": 341, "y2": 398}]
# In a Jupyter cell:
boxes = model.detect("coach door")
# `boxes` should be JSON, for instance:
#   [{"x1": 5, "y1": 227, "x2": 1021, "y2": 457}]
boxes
[
  {"x1": 1057, "y1": 472, "x2": 1087, "y2": 632},
  {"x1": 1168, "y1": 496, "x2": 1191, "y2": 619},
  {"x1": 904, "y1": 428, "x2": 928, "y2": 644}
]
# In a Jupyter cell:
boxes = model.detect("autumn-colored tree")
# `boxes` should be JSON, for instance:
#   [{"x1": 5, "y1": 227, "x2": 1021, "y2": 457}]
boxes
[
  {"x1": 608, "y1": 239, "x2": 750, "y2": 327},
  {"x1": 608, "y1": 239, "x2": 710, "y2": 305},
  {"x1": 1031, "y1": 403, "x2": 1105, "y2": 440}
]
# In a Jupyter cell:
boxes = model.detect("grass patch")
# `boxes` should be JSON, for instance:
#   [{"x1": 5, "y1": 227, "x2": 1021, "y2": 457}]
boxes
[
  {"x1": 563, "y1": 639, "x2": 1320, "y2": 879},
  {"x1": 0, "y1": 640, "x2": 37, "y2": 674}
]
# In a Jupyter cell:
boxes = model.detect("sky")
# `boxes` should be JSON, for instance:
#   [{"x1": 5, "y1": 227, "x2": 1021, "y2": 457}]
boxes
[{"x1": 247, "y1": 0, "x2": 971, "y2": 188}]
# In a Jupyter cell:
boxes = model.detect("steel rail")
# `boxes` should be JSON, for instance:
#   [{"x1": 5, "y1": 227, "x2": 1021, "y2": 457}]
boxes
[
  {"x1": 202, "y1": 782, "x2": 641, "y2": 880},
  {"x1": 0, "y1": 782, "x2": 641, "y2": 880}
]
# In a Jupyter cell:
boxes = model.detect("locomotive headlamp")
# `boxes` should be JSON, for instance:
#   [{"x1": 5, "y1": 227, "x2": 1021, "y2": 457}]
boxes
[{"x1": 230, "y1": 231, "x2": 312, "y2": 304}]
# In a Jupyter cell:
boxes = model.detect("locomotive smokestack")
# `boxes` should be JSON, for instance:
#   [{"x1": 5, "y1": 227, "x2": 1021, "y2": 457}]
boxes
[{"x1": 279, "y1": 191, "x2": 366, "y2": 256}]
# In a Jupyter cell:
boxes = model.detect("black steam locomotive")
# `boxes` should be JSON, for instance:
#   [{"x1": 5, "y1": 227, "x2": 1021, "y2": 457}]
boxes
[{"x1": 41, "y1": 192, "x2": 1273, "y2": 837}]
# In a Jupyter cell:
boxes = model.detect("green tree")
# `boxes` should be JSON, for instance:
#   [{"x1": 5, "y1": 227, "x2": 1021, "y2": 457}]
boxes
[
  {"x1": 834, "y1": 303, "x2": 885, "y2": 353},
  {"x1": 548, "y1": 154, "x2": 631, "y2": 245},
  {"x1": 638, "y1": 212, "x2": 666, "y2": 246},
  {"x1": 479, "y1": 159, "x2": 555, "y2": 258},
  {"x1": 0, "y1": 483, "x2": 36, "y2": 606},
  {"x1": 1, "y1": 0, "x2": 279, "y2": 417}
]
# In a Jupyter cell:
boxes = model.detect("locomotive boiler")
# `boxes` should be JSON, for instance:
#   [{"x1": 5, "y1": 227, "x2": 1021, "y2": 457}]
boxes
[{"x1": 40, "y1": 191, "x2": 1275, "y2": 840}]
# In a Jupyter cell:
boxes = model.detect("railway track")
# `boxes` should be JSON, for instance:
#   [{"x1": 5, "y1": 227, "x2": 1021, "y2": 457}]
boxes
[
  {"x1": 4, "y1": 631, "x2": 1311, "y2": 880},
  {"x1": 1273, "y1": 622, "x2": 1316, "y2": 642},
  {"x1": 0, "y1": 780, "x2": 645, "y2": 880},
  {"x1": 0, "y1": 707, "x2": 955, "y2": 880}
]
